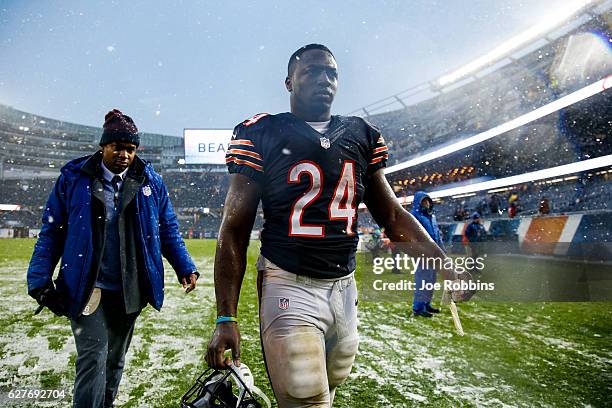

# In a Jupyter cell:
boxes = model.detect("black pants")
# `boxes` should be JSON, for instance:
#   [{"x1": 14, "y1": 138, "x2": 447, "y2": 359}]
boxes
[{"x1": 70, "y1": 290, "x2": 140, "y2": 408}]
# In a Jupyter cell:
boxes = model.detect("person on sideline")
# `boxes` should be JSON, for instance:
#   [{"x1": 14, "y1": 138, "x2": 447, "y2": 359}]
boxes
[{"x1": 27, "y1": 109, "x2": 198, "y2": 408}]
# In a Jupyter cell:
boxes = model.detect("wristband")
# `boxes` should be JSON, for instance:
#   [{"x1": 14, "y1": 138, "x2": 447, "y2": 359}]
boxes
[{"x1": 215, "y1": 316, "x2": 238, "y2": 325}]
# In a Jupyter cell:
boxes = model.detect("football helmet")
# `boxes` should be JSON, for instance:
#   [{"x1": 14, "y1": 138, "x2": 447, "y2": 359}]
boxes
[{"x1": 181, "y1": 363, "x2": 271, "y2": 408}]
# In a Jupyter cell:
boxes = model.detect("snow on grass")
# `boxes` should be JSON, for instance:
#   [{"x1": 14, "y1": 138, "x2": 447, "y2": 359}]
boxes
[
  {"x1": 525, "y1": 332, "x2": 612, "y2": 366},
  {"x1": 0, "y1": 256, "x2": 215, "y2": 407},
  {"x1": 114, "y1": 257, "x2": 215, "y2": 406},
  {"x1": 353, "y1": 302, "x2": 507, "y2": 407},
  {"x1": 2, "y1": 240, "x2": 611, "y2": 407},
  {"x1": 0, "y1": 262, "x2": 75, "y2": 407},
  {"x1": 349, "y1": 296, "x2": 612, "y2": 407}
]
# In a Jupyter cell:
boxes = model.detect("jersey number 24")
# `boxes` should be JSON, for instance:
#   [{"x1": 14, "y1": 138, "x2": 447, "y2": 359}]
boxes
[{"x1": 288, "y1": 160, "x2": 356, "y2": 237}]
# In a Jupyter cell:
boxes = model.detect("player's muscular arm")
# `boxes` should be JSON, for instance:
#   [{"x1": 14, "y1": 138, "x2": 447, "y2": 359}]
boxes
[
  {"x1": 207, "y1": 173, "x2": 261, "y2": 368},
  {"x1": 364, "y1": 169, "x2": 457, "y2": 281},
  {"x1": 214, "y1": 174, "x2": 261, "y2": 315}
]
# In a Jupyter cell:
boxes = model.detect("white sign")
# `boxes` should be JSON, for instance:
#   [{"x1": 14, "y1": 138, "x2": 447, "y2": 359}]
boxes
[{"x1": 184, "y1": 129, "x2": 233, "y2": 164}]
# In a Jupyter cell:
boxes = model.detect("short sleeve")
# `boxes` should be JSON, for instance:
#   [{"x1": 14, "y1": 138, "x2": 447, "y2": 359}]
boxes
[
  {"x1": 366, "y1": 121, "x2": 388, "y2": 176},
  {"x1": 225, "y1": 123, "x2": 264, "y2": 182}
]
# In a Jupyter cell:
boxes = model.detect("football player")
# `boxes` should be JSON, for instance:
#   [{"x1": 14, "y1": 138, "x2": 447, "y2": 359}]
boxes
[{"x1": 206, "y1": 44, "x2": 471, "y2": 407}]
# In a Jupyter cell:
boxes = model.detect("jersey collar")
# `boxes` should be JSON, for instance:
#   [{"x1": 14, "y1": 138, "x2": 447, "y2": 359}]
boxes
[{"x1": 286, "y1": 113, "x2": 347, "y2": 148}]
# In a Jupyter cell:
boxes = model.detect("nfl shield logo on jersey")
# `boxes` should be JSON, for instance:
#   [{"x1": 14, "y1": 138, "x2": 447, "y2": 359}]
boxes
[
  {"x1": 142, "y1": 185, "x2": 152, "y2": 197},
  {"x1": 278, "y1": 297, "x2": 290, "y2": 310},
  {"x1": 319, "y1": 137, "x2": 331, "y2": 149}
]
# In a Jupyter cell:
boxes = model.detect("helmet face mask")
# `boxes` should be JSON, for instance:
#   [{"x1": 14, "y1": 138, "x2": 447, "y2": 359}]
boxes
[{"x1": 181, "y1": 363, "x2": 267, "y2": 408}]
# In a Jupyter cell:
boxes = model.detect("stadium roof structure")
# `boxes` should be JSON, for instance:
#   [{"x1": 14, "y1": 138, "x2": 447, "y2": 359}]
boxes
[
  {"x1": 437, "y1": 0, "x2": 607, "y2": 87},
  {"x1": 348, "y1": 0, "x2": 611, "y2": 209},
  {"x1": 347, "y1": 0, "x2": 611, "y2": 117},
  {"x1": 384, "y1": 75, "x2": 612, "y2": 174}
]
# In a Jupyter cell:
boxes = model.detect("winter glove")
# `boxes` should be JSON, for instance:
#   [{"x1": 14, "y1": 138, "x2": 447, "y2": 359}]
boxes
[{"x1": 32, "y1": 286, "x2": 67, "y2": 317}]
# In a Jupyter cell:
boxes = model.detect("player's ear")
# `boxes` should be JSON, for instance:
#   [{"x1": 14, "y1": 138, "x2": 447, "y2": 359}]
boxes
[{"x1": 285, "y1": 76, "x2": 292, "y2": 92}]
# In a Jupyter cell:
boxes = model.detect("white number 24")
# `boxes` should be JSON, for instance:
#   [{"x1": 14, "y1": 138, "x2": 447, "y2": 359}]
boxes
[{"x1": 288, "y1": 160, "x2": 356, "y2": 237}]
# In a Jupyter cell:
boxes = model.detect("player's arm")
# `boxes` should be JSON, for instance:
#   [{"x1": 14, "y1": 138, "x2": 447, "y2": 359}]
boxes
[
  {"x1": 206, "y1": 173, "x2": 262, "y2": 368},
  {"x1": 364, "y1": 169, "x2": 457, "y2": 282}
]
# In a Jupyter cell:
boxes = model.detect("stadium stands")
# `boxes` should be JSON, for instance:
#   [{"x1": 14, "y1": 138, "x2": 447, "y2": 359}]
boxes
[
  {"x1": 366, "y1": 16, "x2": 611, "y2": 164},
  {"x1": 0, "y1": 10, "x2": 609, "y2": 236},
  {"x1": 0, "y1": 104, "x2": 183, "y2": 176},
  {"x1": 424, "y1": 171, "x2": 612, "y2": 222},
  {"x1": 164, "y1": 171, "x2": 229, "y2": 209},
  {"x1": 364, "y1": 13, "x2": 611, "y2": 223}
]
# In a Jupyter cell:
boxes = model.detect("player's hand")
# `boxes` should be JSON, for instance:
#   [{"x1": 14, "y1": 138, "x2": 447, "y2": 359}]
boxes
[
  {"x1": 206, "y1": 322, "x2": 240, "y2": 369},
  {"x1": 449, "y1": 271, "x2": 476, "y2": 303},
  {"x1": 181, "y1": 273, "x2": 198, "y2": 294}
]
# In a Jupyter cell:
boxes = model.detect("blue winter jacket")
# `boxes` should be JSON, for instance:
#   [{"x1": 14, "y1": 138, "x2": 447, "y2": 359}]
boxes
[
  {"x1": 27, "y1": 153, "x2": 196, "y2": 318},
  {"x1": 411, "y1": 191, "x2": 443, "y2": 246},
  {"x1": 465, "y1": 221, "x2": 486, "y2": 243}
]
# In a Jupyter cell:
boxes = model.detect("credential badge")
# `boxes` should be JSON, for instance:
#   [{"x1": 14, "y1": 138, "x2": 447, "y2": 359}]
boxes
[
  {"x1": 320, "y1": 137, "x2": 331, "y2": 149},
  {"x1": 142, "y1": 185, "x2": 152, "y2": 197}
]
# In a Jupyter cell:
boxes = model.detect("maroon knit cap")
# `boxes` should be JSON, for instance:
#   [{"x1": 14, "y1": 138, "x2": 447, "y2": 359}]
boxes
[{"x1": 99, "y1": 109, "x2": 140, "y2": 147}]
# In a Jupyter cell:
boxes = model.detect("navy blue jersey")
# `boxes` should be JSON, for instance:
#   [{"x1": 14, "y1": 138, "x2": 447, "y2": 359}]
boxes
[{"x1": 226, "y1": 112, "x2": 388, "y2": 278}]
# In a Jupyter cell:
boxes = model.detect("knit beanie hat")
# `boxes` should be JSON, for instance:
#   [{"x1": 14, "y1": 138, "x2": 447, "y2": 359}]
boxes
[{"x1": 99, "y1": 109, "x2": 140, "y2": 147}]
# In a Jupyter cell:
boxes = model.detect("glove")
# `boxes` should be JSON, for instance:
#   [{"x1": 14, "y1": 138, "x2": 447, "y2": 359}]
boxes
[
  {"x1": 33, "y1": 286, "x2": 67, "y2": 317},
  {"x1": 449, "y1": 271, "x2": 477, "y2": 303}
]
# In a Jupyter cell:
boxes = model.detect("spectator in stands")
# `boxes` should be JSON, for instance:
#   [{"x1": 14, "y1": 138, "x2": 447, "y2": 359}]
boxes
[
  {"x1": 508, "y1": 193, "x2": 520, "y2": 218},
  {"x1": 508, "y1": 201, "x2": 519, "y2": 218},
  {"x1": 476, "y1": 197, "x2": 488, "y2": 216},
  {"x1": 26, "y1": 109, "x2": 199, "y2": 408},
  {"x1": 465, "y1": 212, "x2": 486, "y2": 261},
  {"x1": 453, "y1": 205, "x2": 465, "y2": 221},
  {"x1": 411, "y1": 191, "x2": 443, "y2": 317},
  {"x1": 539, "y1": 196, "x2": 551, "y2": 215},
  {"x1": 462, "y1": 205, "x2": 470, "y2": 220},
  {"x1": 489, "y1": 194, "x2": 502, "y2": 216}
]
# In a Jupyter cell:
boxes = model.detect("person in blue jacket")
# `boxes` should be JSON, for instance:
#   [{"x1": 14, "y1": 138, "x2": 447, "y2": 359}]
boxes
[
  {"x1": 411, "y1": 191, "x2": 444, "y2": 317},
  {"x1": 27, "y1": 109, "x2": 199, "y2": 408},
  {"x1": 465, "y1": 212, "x2": 486, "y2": 260}
]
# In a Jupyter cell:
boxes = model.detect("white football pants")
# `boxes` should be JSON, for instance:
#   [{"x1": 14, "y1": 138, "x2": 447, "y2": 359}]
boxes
[{"x1": 257, "y1": 255, "x2": 359, "y2": 408}]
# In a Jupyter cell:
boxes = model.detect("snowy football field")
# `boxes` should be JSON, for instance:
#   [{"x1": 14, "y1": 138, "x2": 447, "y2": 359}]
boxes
[{"x1": 0, "y1": 239, "x2": 610, "y2": 407}]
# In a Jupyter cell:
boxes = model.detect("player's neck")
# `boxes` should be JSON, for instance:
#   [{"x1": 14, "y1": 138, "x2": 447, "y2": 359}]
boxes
[{"x1": 291, "y1": 104, "x2": 332, "y2": 122}]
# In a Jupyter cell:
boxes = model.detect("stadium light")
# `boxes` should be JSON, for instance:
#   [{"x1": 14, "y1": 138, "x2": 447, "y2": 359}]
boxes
[
  {"x1": 401, "y1": 155, "x2": 612, "y2": 205},
  {"x1": 359, "y1": 155, "x2": 612, "y2": 208},
  {"x1": 385, "y1": 76, "x2": 610, "y2": 175},
  {"x1": 438, "y1": 0, "x2": 597, "y2": 86},
  {"x1": 0, "y1": 204, "x2": 21, "y2": 211}
]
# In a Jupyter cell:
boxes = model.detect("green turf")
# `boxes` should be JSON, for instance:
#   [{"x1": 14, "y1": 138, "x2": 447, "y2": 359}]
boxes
[{"x1": 1, "y1": 239, "x2": 611, "y2": 407}]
